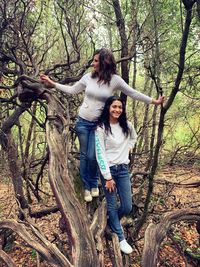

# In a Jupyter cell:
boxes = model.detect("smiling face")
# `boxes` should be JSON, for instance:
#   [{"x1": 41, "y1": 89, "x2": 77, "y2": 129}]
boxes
[
  {"x1": 91, "y1": 54, "x2": 100, "y2": 73},
  {"x1": 109, "y1": 100, "x2": 123, "y2": 123}
]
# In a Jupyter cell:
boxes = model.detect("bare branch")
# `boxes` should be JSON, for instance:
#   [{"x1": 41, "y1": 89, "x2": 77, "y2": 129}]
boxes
[
  {"x1": 141, "y1": 208, "x2": 200, "y2": 267},
  {"x1": 0, "y1": 219, "x2": 72, "y2": 267},
  {"x1": 0, "y1": 249, "x2": 15, "y2": 267}
]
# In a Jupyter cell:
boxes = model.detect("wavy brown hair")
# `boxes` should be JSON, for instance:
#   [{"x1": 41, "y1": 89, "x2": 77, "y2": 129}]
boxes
[{"x1": 91, "y1": 48, "x2": 117, "y2": 84}]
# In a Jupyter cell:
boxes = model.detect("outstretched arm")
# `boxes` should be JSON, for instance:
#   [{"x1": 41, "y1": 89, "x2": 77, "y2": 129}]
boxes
[
  {"x1": 114, "y1": 75, "x2": 165, "y2": 105},
  {"x1": 40, "y1": 74, "x2": 86, "y2": 95}
]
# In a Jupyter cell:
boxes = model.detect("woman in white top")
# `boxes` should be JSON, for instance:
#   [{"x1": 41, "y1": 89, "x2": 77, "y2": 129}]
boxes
[
  {"x1": 40, "y1": 48, "x2": 164, "y2": 202},
  {"x1": 95, "y1": 95, "x2": 137, "y2": 254}
]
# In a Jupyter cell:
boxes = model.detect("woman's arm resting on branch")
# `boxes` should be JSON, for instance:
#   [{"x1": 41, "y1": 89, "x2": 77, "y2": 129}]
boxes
[{"x1": 40, "y1": 74, "x2": 56, "y2": 88}]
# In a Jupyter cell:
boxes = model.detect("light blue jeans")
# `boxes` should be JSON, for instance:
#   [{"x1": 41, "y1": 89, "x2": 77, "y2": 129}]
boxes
[
  {"x1": 75, "y1": 116, "x2": 98, "y2": 190},
  {"x1": 101, "y1": 164, "x2": 132, "y2": 241}
]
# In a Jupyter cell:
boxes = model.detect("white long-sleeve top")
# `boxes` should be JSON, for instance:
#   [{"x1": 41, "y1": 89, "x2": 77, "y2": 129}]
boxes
[
  {"x1": 95, "y1": 122, "x2": 137, "y2": 180},
  {"x1": 55, "y1": 73, "x2": 152, "y2": 121}
]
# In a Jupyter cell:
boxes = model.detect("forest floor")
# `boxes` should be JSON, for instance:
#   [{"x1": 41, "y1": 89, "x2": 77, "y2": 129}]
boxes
[{"x1": 0, "y1": 164, "x2": 199, "y2": 267}]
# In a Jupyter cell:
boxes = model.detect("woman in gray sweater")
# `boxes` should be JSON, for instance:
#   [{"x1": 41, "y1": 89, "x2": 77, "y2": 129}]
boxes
[{"x1": 40, "y1": 48, "x2": 164, "y2": 202}]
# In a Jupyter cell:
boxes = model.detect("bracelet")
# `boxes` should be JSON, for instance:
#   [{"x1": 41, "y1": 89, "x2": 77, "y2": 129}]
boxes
[{"x1": 106, "y1": 178, "x2": 113, "y2": 181}]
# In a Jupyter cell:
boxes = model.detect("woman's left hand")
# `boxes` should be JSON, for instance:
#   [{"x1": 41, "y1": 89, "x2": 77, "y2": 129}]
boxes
[
  {"x1": 40, "y1": 74, "x2": 56, "y2": 88},
  {"x1": 105, "y1": 179, "x2": 116, "y2": 193},
  {"x1": 152, "y1": 96, "x2": 165, "y2": 105}
]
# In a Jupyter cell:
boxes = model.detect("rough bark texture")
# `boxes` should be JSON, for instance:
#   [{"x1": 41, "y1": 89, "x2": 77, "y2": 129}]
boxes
[
  {"x1": 141, "y1": 208, "x2": 200, "y2": 267},
  {"x1": 5, "y1": 133, "x2": 28, "y2": 210},
  {"x1": 29, "y1": 206, "x2": 59, "y2": 218},
  {"x1": 45, "y1": 93, "x2": 99, "y2": 266},
  {"x1": 0, "y1": 103, "x2": 31, "y2": 209},
  {"x1": 0, "y1": 80, "x2": 102, "y2": 266},
  {"x1": 112, "y1": 0, "x2": 129, "y2": 103},
  {"x1": 90, "y1": 201, "x2": 107, "y2": 266},
  {"x1": 0, "y1": 219, "x2": 72, "y2": 267},
  {"x1": 111, "y1": 234, "x2": 123, "y2": 267},
  {"x1": 0, "y1": 249, "x2": 15, "y2": 267}
]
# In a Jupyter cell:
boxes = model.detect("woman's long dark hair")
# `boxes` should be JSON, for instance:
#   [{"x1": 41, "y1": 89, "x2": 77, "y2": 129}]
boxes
[
  {"x1": 97, "y1": 96, "x2": 129, "y2": 137},
  {"x1": 91, "y1": 48, "x2": 117, "y2": 84}
]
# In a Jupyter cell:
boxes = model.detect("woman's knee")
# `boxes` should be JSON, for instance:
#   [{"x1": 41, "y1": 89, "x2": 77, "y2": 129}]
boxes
[
  {"x1": 121, "y1": 203, "x2": 132, "y2": 216},
  {"x1": 107, "y1": 202, "x2": 118, "y2": 213},
  {"x1": 80, "y1": 151, "x2": 87, "y2": 160},
  {"x1": 87, "y1": 154, "x2": 96, "y2": 162},
  {"x1": 87, "y1": 143, "x2": 96, "y2": 161}
]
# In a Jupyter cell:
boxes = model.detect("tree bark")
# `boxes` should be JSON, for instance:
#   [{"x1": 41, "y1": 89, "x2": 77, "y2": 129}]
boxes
[
  {"x1": 134, "y1": 0, "x2": 196, "y2": 237},
  {"x1": 44, "y1": 92, "x2": 99, "y2": 266},
  {"x1": 0, "y1": 219, "x2": 72, "y2": 267},
  {"x1": 112, "y1": 0, "x2": 129, "y2": 103},
  {"x1": 5, "y1": 133, "x2": 28, "y2": 210},
  {"x1": 141, "y1": 208, "x2": 200, "y2": 267},
  {"x1": 90, "y1": 200, "x2": 107, "y2": 266},
  {"x1": 0, "y1": 249, "x2": 15, "y2": 267},
  {"x1": 112, "y1": 234, "x2": 123, "y2": 267},
  {"x1": 22, "y1": 101, "x2": 38, "y2": 202}
]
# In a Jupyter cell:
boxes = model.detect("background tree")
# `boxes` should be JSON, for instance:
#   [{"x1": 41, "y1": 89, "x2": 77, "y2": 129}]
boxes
[{"x1": 0, "y1": 0, "x2": 200, "y2": 266}]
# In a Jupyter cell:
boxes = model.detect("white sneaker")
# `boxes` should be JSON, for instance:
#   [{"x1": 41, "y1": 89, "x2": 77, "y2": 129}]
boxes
[
  {"x1": 84, "y1": 190, "x2": 92, "y2": 202},
  {"x1": 119, "y1": 239, "x2": 133, "y2": 254},
  {"x1": 91, "y1": 188, "x2": 99, "y2": 197}
]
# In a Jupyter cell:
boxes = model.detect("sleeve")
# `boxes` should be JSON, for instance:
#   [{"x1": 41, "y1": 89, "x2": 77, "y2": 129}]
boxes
[
  {"x1": 114, "y1": 75, "x2": 153, "y2": 104},
  {"x1": 95, "y1": 127, "x2": 112, "y2": 180},
  {"x1": 54, "y1": 74, "x2": 87, "y2": 95},
  {"x1": 128, "y1": 122, "x2": 138, "y2": 149}
]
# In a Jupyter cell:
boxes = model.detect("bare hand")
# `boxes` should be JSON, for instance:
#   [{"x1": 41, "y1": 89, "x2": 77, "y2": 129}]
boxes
[
  {"x1": 152, "y1": 96, "x2": 165, "y2": 105},
  {"x1": 105, "y1": 179, "x2": 116, "y2": 193},
  {"x1": 40, "y1": 74, "x2": 56, "y2": 88}
]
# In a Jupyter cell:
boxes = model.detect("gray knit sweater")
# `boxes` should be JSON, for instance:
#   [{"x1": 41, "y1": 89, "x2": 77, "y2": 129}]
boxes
[{"x1": 55, "y1": 73, "x2": 152, "y2": 121}]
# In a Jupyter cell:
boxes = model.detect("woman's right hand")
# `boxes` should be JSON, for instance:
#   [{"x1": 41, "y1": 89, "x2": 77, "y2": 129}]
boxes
[
  {"x1": 105, "y1": 178, "x2": 116, "y2": 193},
  {"x1": 40, "y1": 74, "x2": 56, "y2": 88}
]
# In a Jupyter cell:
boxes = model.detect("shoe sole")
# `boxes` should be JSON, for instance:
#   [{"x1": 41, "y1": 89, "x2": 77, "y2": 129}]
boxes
[
  {"x1": 84, "y1": 198, "x2": 92, "y2": 202},
  {"x1": 91, "y1": 193, "x2": 99, "y2": 197}
]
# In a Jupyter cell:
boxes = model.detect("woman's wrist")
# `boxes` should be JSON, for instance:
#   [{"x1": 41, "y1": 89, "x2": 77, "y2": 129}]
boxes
[
  {"x1": 151, "y1": 96, "x2": 165, "y2": 105},
  {"x1": 52, "y1": 82, "x2": 56, "y2": 88}
]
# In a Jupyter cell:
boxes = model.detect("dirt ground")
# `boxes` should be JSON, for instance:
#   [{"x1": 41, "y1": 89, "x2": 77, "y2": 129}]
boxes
[{"x1": 0, "y1": 164, "x2": 199, "y2": 267}]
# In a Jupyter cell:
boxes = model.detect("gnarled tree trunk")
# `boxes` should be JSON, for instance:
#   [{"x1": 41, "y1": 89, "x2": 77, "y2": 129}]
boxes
[
  {"x1": 44, "y1": 92, "x2": 99, "y2": 266},
  {"x1": 141, "y1": 208, "x2": 200, "y2": 267}
]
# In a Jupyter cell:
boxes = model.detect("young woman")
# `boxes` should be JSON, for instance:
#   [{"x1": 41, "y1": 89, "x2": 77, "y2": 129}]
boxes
[
  {"x1": 40, "y1": 48, "x2": 164, "y2": 202},
  {"x1": 95, "y1": 96, "x2": 137, "y2": 254}
]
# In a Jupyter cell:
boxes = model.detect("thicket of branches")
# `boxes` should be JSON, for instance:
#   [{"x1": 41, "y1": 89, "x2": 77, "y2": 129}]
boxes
[{"x1": 0, "y1": 0, "x2": 200, "y2": 266}]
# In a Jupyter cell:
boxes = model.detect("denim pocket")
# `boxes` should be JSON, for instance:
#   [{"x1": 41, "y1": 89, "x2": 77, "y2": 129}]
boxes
[{"x1": 121, "y1": 164, "x2": 128, "y2": 171}]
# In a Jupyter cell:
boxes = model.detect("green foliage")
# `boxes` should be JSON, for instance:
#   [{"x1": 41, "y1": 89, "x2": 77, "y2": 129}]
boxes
[
  {"x1": 0, "y1": 1, "x2": 200, "y2": 266},
  {"x1": 1, "y1": 0, "x2": 199, "y2": 180},
  {"x1": 164, "y1": 93, "x2": 200, "y2": 152},
  {"x1": 31, "y1": 249, "x2": 37, "y2": 259}
]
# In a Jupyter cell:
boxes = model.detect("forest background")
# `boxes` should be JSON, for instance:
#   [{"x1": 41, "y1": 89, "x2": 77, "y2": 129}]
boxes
[{"x1": 0, "y1": 0, "x2": 200, "y2": 266}]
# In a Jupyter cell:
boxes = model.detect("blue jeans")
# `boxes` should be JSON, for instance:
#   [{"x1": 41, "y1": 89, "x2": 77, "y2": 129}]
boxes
[
  {"x1": 75, "y1": 116, "x2": 98, "y2": 190},
  {"x1": 101, "y1": 164, "x2": 132, "y2": 241}
]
